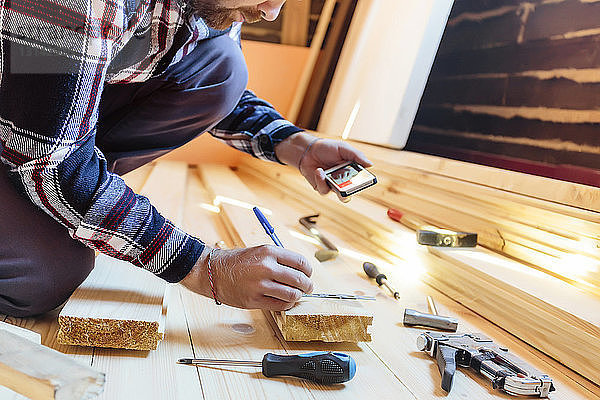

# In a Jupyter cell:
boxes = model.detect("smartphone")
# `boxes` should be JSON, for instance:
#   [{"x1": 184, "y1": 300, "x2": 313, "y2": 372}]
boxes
[{"x1": 324, "y1": 161, "x2": 377, "y2": 200}]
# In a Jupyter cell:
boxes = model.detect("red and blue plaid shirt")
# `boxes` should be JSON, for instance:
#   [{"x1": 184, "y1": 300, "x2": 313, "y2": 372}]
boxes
[{"x1": 0, "y1": 0, "x2": 302, "y2": 282}]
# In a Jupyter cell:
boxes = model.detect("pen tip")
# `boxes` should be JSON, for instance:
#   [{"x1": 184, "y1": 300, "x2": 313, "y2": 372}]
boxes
[{"x1": 177, "y1": 358, "x2": 192, "y2": 364}]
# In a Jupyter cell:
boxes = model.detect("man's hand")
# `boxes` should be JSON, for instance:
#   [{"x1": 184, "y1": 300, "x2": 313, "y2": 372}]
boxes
[
  {"x1": 274, "y1": 132, "x2": 372, "y2": 195},
  {"x1": 180, "y1": 245, "x2": 313, "y2": 310}
]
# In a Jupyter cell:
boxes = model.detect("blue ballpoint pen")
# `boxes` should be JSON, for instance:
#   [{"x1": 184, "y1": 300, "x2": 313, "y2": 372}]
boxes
[{"x1": 253, "y1": 206, "x2": 284, "y2": 247}]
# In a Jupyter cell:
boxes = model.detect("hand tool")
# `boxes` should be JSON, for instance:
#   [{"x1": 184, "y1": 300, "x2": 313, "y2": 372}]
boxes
[
  {"x1": 403, "y1": 295, "x2": 458, "y2": 332},
  {"x1": 403, "y1": 308, "x2": 458, "y2": 331},
  {"x1": 178, "y1": 351, "x2": 356, "y2": 384},
  {"x1": 254, "y1": 207, "x2": 370, "y2": 302},
  {"x1": 387, "y1": 208, "x2": 477, "y2": 248},
  {"x1": 417, "y1": 331, "x2": 555, "y2": 397},
  {"x1": 299, "y1": 214, "x2": 339, "y2": 262},
  {"x1": 362, "y1": 262, "x2": 400, "y2": 299}
]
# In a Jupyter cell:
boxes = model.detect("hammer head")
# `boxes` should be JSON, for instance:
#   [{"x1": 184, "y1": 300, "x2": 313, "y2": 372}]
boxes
[{"x1": 403, "y1": 309, "x2": 458, "y2": 332}]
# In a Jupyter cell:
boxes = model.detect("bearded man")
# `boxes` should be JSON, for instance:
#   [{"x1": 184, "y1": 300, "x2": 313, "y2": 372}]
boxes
[{"x1": 0, "y1": 0, "x2": 371, "y2": 316}]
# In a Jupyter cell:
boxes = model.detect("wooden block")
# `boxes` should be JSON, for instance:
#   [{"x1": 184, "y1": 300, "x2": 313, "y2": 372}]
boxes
[
  {"x1": 197, "y1": 164, "x2": 372, "y2": 342},
  {"x1": 271, "y1": 300, "x2": 372, "y2": 342},
  {"x1": 0, "y1": 329, "x2": 104, "y2": 400},
  {"x1": 57, "y1": 255, "x2": 167, "y2": 350},
  {"x1": 57, "y1": 161, "x2": 189, "y2": 350}
]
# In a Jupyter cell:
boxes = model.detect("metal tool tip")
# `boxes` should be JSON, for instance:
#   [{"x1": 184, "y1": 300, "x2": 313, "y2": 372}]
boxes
[{"x1": 177, "y1": 358, "x2": 193, "y2": 364}]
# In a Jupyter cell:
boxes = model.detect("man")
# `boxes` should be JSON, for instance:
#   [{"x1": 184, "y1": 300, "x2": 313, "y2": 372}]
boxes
[{"x1": 0, "y1": 0, "x2": 371, "y2": 316}]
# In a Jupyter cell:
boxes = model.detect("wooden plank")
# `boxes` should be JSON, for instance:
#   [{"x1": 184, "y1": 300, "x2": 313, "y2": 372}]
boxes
[
  {"x1": 360, "y1": 170, "x2": 600, "y2": 291},
  {"x1": 235, "y1": 168, "x2": 600, "y2": 399},
  {"x1": 90, "y1": 162, "x2": 202, "y2": 399},
  {"x1": 0, "y1": 328, "x2": 104, "y2": 400},
  {"x1": 343, "y1": 139, "x2": 600, "y2": 213},
  {"x1": 414, "y1": 106, "x2": 600, "y2": 147},
  {"x1": 56, "y1": 255, "x2": 167, "y2": 350},
  {"x1": 281, "y1": 0, "x2": 311, "y2": 46},
  {"x1": 425, "y1": 246, "x2": 600, "y2": 385},
  {"x1": 179, "y1": 172, "x2": 316, "y2": 399},
  {"x1": 197, "y1": 164, "x2": 372, "y2": 343},
  {"x1": 120, "y1": 163, "x2": 154, "y2": 192},
  {"x1": 407, "y1": 126, "x2": 600, "y2": 172},
  {"x1": 431, "y1": 34, "x2": 600, "y2": 76},
  {"x1": 422, "y1": 77, "x2": 600, "y2": 110},
  {"x1": 297, "y1": 0, "x2": 357, "y2": 129},
  {"x1": 287, "y1": 0, "x2": 336, "y2": 123},
  {"x1": 57, "y1": 161, "x2": 189, "y2": 350},
  {"x1": 366, "y1": 165, "x2": 600, "y2": 242}
]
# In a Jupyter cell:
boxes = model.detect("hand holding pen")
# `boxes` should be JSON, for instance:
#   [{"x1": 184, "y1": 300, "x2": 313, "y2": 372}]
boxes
[{"x1": 180, "y1": 209, "x2": 313, "y2": 310}]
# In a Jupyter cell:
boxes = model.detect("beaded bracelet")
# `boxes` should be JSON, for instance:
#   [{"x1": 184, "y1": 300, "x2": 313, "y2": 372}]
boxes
[{"x1": 206, "y1": 248, "x2": 221, "y2": 305}]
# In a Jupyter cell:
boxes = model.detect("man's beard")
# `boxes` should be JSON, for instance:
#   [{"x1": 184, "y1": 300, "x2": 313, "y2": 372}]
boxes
[{"x1": 190, "y1": 2, "x2": 263, "y2": 30}]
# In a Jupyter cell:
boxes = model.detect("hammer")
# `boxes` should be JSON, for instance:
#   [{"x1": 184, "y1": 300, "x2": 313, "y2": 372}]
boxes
[{"x1": 403, "y1": 296, "x2": 458, "y2": 332}]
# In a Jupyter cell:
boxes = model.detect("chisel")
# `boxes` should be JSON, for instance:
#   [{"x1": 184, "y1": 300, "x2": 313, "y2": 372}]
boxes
[{"x1": 178, "y1": 351, "x2": 356, "y2": 384}]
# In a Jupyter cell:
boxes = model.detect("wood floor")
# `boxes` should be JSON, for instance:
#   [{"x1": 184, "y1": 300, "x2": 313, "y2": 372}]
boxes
[{"x1": 1, "y1": 161, "x2": 599, "y2": 400}]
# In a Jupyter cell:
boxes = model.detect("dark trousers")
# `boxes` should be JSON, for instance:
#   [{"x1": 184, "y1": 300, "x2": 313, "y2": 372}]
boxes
[{"x1": 0, "y1": 34, "x2": 248, "y2": 317}]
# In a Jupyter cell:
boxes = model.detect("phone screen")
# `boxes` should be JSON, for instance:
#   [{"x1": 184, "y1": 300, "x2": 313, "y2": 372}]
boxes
[
  {"x1": 327, "y1": 163, "x2": 376, "y2": 194},
  {"x1": 330, "y1": 164, "x2": 361, "y2": 188}
]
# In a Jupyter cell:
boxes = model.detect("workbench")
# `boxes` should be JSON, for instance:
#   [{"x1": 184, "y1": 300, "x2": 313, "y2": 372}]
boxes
[{"x1": 1, "y1": 161, "x2": 598, "y2": 400}]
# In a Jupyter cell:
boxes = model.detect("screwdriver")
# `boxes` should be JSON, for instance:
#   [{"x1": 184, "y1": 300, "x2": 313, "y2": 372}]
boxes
[
  {"x1": 178, "y1": 351, "x2": 356, "y2": 384},
  {"x1": 363, "y1": 262, "x2": 400, "y2": 299}
]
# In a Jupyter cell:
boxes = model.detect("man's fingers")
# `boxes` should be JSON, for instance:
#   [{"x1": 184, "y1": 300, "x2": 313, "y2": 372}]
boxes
[
  {"x1": 314, "y1": 168, "x2": 330, "y2": 195},
  {"x1": 339, "y1": 142, "x2": 373, "y2": 167},
  {"x1": 271, "y1": 266, "x2": 313, "y2": 294},
  {"x1": 261, "y1": 280, "x2": 303, "y2": 303},
  {"x1": 274, "y1": 249, "x2": 313, "y2": 277}
]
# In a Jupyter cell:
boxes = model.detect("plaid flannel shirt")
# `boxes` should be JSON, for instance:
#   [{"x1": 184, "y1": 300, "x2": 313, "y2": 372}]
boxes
[{"x1": 0, "y1": 0, "x2": 302, "y2": 282}]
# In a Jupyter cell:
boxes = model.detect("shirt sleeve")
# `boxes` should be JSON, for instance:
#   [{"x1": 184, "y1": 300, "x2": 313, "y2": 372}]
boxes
[
  {"x1": 208, "y1": 23, "x2": 304, "y2": 163},
  {"x1": 209, "y1": 90, "x2": 304, "y2": 163},
  {"x1": 0, "y1": 0, "x2": 204, "y2": 282}
]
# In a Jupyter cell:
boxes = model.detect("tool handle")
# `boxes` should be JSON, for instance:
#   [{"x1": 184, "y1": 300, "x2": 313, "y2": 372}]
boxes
[
  {"x1": 363, "y1": 262, "x2": 386, "y2": 284},
  {"x1": 436, "y1": 345, "x2": 457, "y2": 392},
  {"x1": 262, "y1": 352, "x2": 356, "y2": 384}
]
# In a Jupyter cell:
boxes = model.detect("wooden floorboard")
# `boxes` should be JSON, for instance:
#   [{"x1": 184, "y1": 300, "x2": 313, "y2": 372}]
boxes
[
  {"x1": 1, "y1": 163, "x2": 599, "y2": 399},
  {"x1": 237, "y1": 168, "x2": 600, "y2": 399}
]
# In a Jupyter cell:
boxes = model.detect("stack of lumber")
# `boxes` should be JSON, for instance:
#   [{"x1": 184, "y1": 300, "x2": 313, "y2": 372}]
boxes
[
  {"x1": 198, "y1": 164, "x2": 372, "y2": 342},
  {"x1": 57, "y1": 161, "x2": 189, "y2": 350},
  {"x1": 238, "y1": 145, "x2": 600, "y2": 385}
]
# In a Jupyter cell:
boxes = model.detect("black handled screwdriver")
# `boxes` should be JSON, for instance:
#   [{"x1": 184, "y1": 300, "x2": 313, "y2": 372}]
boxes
[
  {"x1": 178, "y1": 351, "x2": 356, "y2": 384},
  {"x1": 363, "y1": 262, "x2": 400, "y2": 299}
]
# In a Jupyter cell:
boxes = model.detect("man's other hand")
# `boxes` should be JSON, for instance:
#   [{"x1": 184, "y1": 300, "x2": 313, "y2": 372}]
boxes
[
  {"x1": 274, "y1": 132, "x2": 373, "y2": 195},
  {"x1": 180, "y1": 245, "x2": 313, "y2": 311}
]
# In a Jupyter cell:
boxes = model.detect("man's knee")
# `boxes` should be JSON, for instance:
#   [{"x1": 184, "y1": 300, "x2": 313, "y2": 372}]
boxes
[{"x1": 0, "y1": 245, "x2": 95, "y2": 317}]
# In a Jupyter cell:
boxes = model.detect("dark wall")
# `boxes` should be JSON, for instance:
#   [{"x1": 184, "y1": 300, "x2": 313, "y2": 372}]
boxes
[{"x1": 406, "y1": 0, "x2": 600, "y2": 186}]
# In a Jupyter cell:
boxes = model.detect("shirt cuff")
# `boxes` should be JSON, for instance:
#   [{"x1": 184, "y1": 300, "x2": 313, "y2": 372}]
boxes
[
  {"x1": 251, "y1": 121, "x2": 304, "y2": 164},
  {"x1": 155, "y1": 235, "x2": 205, "y2": 283}
]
